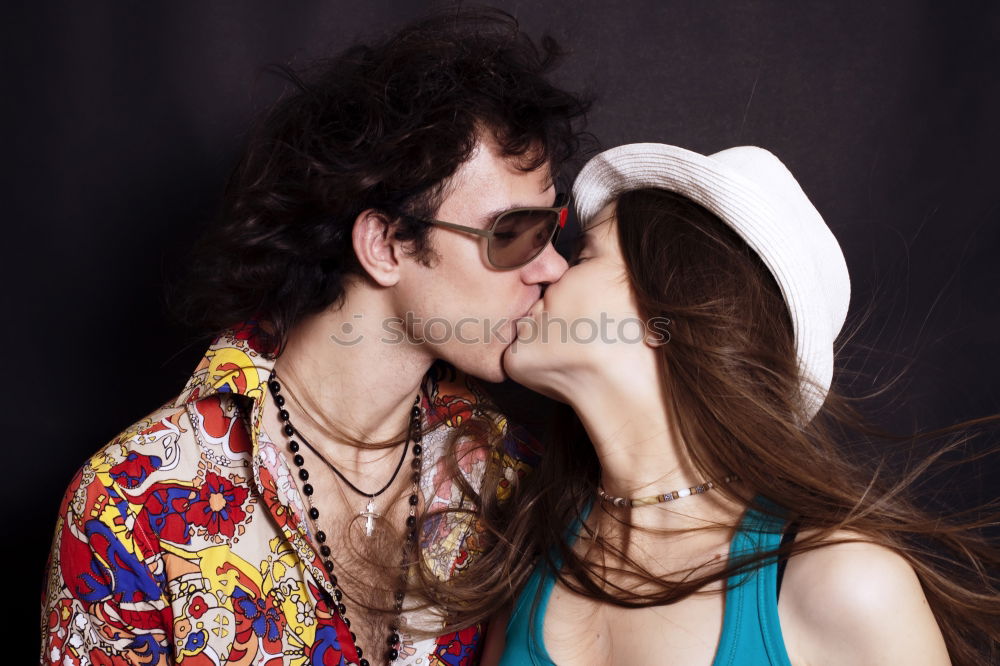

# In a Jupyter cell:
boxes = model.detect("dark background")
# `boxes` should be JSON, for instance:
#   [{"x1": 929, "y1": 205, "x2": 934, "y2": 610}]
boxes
[{"x1": 6, "y1": 1, "x2": 998, "y2": 659}]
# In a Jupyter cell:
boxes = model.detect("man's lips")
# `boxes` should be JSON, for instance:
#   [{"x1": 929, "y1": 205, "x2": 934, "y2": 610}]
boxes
[{"x1": 518, "y1": 301, "x2": 541, "y2": 320}]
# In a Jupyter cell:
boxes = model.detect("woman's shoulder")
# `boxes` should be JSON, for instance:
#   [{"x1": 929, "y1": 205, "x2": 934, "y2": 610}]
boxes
[{"x1": 777, "y1": 528, "x2": 951, "y2": 664}]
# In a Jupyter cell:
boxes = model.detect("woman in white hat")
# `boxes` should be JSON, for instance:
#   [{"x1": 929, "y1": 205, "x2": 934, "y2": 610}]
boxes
[{"x1": 481, "y1": 144, "x2": 997, "y2": 665}]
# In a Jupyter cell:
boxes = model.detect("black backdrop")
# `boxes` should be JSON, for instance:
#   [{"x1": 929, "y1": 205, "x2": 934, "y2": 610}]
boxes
[{"x1": 6, "y1": 1, "x2": 999, "y2": 658}]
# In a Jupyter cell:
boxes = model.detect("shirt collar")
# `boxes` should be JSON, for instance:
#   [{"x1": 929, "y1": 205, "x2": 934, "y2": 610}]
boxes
[
  {"x1": 172, "y1": 318, "x2": 470, "y2": 428},
  {"x1": 172, "y1": 318, "x2": 279, "y2": 410},
  {"x1": 170, "y1": 318, "x2": 440, "y2": 472}
]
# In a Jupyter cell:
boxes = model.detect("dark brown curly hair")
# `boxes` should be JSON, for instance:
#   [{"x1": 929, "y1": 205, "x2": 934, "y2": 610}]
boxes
[{"x1": 166, "y1": 7, "x2": 591, "y2": 353}]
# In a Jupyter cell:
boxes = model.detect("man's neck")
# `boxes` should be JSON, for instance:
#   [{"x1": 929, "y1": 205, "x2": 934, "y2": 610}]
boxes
[{"x1": 269, "y1": 289, "x2": 435, "y2": 465}]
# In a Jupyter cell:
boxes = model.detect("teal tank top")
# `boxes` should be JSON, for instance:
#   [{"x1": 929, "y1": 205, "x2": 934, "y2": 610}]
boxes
[{"x1": 500, "y1": 501, "x2": 794, "y2": 666}]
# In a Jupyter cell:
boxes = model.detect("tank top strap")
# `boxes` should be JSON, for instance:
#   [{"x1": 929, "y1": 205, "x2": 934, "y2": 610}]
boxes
[{"x1": 712, "y1": 498, "x2": 794, "y2": 666}]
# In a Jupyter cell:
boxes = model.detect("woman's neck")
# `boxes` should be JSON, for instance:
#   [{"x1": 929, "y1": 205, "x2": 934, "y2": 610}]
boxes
[
  {"x1": 564, "y1": 369, "x2": 744, "y2": 531},
  {"x1": 565, "y1": 365, "x2": 691, "y2": 491}
]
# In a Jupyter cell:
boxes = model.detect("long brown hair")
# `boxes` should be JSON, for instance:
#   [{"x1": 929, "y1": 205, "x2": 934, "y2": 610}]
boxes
[{"x1": 409, "y1": 187, "x2": 999, "y2": 664}]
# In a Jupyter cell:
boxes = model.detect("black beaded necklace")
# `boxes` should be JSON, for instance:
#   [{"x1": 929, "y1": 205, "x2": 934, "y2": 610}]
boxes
[{"x1": 266, "y1": 370, "x2": 422, "y2": 666}]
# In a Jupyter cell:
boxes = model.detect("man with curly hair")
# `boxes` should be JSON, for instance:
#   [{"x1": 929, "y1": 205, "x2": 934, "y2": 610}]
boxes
[{"x1": 42, "y1": 9, "x2": 588, "y2": 666}]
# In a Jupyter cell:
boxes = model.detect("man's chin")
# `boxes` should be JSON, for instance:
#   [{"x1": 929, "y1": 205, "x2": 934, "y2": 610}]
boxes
[{"x1": 471, "y1": 363, "x2": 507, "y2": 384}]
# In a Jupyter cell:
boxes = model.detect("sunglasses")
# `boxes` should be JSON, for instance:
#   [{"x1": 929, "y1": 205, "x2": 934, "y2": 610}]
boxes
[{"x1": 403, "y1": 194, "x2": 569, "y2": 270}]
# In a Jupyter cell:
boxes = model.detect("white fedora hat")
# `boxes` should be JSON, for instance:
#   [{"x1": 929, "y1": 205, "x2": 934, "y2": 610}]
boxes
[{"x1": 572, "y1": 143, "x2": 851, "y2": 422}]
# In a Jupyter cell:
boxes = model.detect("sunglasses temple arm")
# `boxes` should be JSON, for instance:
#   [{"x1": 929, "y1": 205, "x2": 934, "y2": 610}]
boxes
[{"x1": 426, "y1": 218, "x2": 495, "y2": 238}]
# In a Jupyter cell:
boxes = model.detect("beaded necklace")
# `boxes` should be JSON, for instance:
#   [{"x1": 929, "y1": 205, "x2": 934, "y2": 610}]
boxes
[
  {"x1": 267, "y1": 370, "x2": 421, "y2": 665},
  {"x1": 597, "y1": 474, "x2": 739, "y2": 508}
]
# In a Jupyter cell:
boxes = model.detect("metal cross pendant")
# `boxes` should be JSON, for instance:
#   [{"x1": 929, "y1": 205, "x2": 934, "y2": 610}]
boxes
[{"x1": 360, "y1": 497, "x2": 379, "y2": 537}]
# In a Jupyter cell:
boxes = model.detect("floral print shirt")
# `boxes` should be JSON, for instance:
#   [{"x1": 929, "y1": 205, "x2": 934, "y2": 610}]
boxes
[{"x1": 41, "y1": 320, "x2": 538, "y2": 666}]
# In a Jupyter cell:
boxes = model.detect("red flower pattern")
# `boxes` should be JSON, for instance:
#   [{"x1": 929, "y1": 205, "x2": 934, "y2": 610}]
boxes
[
  {"x1": 185, "y1": 472, "x2": 248, "y2": 538},
  {"x1": 432, "y1": 394, "x2": 474, "y2": 428},
  {"x1": 188, "y1": 595, "x2": 209, "y2": 619}
]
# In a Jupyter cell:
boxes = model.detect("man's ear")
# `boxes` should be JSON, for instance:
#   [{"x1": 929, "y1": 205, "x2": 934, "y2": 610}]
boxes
[{"x1": 352, "y1": 209, "x2": 402, "y2": 287}]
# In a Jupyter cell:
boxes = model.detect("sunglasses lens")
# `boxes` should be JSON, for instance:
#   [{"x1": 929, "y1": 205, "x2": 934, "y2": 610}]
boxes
[{"x1": 489, "y1": 209, "x2": 560, "y2": 268}]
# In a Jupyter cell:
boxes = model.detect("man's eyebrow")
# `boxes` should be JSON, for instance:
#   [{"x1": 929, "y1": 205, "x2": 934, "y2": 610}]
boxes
[
  {"x1": 475, "y1": 182, "x2": 558, "y2": 227},
  {"x1": 479, "y1": 205, "x2": 514, "y2": 228},
  {"x1": 478, "y1": 200, "x2": 553, "y2": 227}
]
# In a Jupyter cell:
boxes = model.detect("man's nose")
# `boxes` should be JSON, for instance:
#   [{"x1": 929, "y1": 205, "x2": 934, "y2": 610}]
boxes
[{"x1": 523, "y1": 241, "x2": 568, "y2": 284}]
